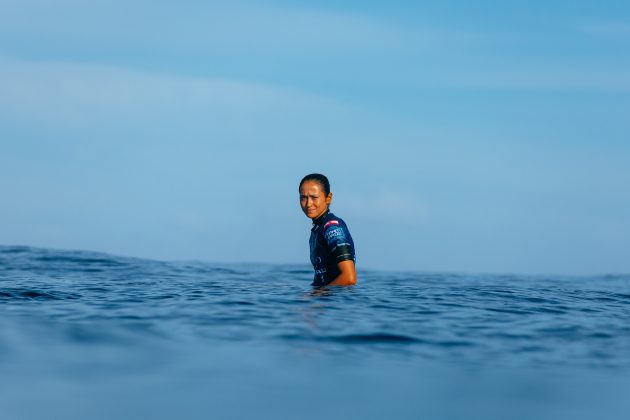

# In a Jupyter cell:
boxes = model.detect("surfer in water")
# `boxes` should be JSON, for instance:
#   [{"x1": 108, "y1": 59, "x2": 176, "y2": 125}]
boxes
[{"x1": 299, "y1": 173, "x2": 357, "y2": 287}]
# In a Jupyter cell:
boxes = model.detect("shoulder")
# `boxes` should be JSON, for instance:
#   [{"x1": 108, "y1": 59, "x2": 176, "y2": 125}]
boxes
[
  {"x1": 322, "y1": 213, "x2": 348, "y2": 231},
  {"x1": 323, "y1": 219, "x2": 341, "y2": 231},
  {"x1": 321, "y1": 214, "x2": 350, "y2": 240}
]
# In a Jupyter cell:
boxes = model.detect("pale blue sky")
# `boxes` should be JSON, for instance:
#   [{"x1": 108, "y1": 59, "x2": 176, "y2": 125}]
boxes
[{"x1": 1, "y1": 0, "x2": 629, "y2": 274}]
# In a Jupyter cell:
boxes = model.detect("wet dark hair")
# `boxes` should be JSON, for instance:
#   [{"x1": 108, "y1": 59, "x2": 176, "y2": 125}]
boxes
[{"x1": 299, "y1": 173, "x2": 330, "y2": 196}]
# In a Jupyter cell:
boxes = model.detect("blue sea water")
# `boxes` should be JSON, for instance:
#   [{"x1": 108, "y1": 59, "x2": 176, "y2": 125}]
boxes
[{"x1": 1, "y1": 245, "x2": 630, "y2": 420}]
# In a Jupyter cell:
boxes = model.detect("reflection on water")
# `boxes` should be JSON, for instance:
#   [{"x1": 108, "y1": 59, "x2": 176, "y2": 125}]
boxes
[{"x1": 1, "y1": 245, "x2": 630, "y2": 419}]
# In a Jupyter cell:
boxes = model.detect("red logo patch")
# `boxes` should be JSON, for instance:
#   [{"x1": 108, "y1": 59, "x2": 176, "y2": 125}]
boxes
[{"x1": 324, "y1": 220, "x2": 340, "y2": 230}]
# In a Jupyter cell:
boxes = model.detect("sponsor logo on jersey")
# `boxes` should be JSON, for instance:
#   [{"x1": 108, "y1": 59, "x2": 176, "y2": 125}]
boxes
[{"x1": 325, "y1": 227, "x2": 344, "y2": 241}]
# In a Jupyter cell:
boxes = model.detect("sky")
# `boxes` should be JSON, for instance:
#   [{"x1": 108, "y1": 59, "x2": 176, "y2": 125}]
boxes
[{"x1": 1, "y1": 0, "x2": 629, "y2": 275}]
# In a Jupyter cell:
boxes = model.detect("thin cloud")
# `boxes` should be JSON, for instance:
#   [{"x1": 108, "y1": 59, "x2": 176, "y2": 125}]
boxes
[
  {"x1": 579, "y1": 21, "x2": 630, "y2": 39},
  {"x1": 340, "y1": 190, "x2": 429, "y2": 226},
  {"x1": 446, "y1": 66, "x2": 630, "y2": 93},
  {"x1": 0, "y1": 1, "x2": 479, "y2": 57},
  {"x1": 0, "y1": 56, "x2": 344, "y2": 126}
]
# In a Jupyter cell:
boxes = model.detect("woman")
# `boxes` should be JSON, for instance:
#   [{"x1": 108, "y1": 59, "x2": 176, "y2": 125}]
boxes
[{"x1": 299, "y1": 173, "x2": 357, "y2": 286}]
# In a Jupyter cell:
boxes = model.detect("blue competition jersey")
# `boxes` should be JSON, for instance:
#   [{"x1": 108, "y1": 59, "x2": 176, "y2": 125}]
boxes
[{"x1": 309, "y1": 211, "x2": 356, "y2": 286}]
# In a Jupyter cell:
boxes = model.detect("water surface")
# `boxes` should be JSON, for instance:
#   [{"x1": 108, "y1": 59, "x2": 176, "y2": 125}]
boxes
[{"x1": 1, "y1": 245, "x2": 629, "y2": 419}]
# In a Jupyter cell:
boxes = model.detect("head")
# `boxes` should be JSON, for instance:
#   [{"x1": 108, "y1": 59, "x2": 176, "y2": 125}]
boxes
[{"x1": 299, "y1": 173, "x2": 332, "y2": 220}]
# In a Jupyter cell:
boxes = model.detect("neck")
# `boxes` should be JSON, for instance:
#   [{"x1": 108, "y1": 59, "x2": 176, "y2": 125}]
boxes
[{"x1": 312, "y1": 209, "x2": 329, "y2": 223}]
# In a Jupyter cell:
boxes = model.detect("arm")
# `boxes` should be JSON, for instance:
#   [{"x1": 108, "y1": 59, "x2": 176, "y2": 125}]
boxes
[
  {"x1": 321, "y1": 219, "x2": 356, "y2": 286},
  {"x1": 328, "y1": 259, "x2": 357, "y2": 286}
]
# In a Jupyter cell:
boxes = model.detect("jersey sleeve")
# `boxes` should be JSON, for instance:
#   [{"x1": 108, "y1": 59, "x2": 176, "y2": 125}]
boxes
[{"x1": 323, "y1": 221, "x2": 354, "y2": 263}]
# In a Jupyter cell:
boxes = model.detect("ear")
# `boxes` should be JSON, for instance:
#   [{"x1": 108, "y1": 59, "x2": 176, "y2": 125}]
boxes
[{"x1": 325, "y1": 192, "x2": 333, "y2": 205}]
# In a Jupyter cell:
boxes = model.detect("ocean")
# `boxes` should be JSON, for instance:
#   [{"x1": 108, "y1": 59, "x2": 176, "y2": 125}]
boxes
[{"x1": 1, "y1": 245, "x2": 629, "y2": 420}]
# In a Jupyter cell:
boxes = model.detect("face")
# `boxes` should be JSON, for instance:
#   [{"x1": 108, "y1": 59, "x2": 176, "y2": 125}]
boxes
[{"x1": 299, "y1": 180, "x2": 332, "y2": 220}]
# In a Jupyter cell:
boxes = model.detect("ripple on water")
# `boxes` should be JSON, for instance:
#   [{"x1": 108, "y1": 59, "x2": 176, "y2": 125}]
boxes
[{"x1": 0, "y1": 288, "x2": 82, "y2": 301}]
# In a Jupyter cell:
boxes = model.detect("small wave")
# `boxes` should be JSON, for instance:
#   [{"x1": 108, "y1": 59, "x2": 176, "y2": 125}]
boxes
[
  {"x1": 0, "y1": 288, "x2": 81, "y2": 301},
  {"x1": 0, "y1": 246, "x2": 32, "y2": 254},
  {"x1": 321, "y1": 333, "x2": 422, "y2": 344},
  {"x1": 485, "y1": 307, "x2": 533, "y2": 315},
  {"x1": 35, "y1": 255, "x2": 125, "y2": 266},
  {"x1": 435, "y1": 340, "x2": 475, "y2": 348},
  {"x1": 219, "y1": 300, "x2": 256, "y2": 306}
]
